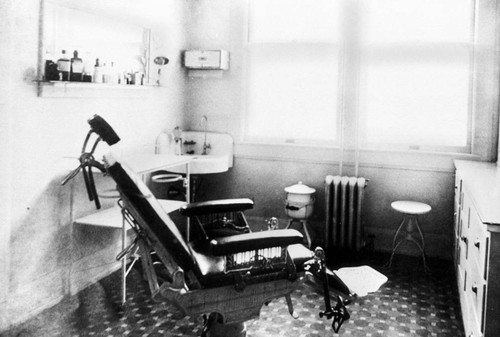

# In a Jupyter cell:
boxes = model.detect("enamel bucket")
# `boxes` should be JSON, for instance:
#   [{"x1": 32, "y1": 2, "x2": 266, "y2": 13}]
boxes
[{"x1": 284, "y1": 181, "x2": 316, "y2": 220}]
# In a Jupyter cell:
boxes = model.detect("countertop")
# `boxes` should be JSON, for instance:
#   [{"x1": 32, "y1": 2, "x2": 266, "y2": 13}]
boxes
[{"x1": 454, "y1": 160, "x2": 500, "y2": 226}]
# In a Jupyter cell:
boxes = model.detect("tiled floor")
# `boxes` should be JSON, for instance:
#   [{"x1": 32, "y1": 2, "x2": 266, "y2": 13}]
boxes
[{"x1": 2, "y1": 253, "x2": 464, "y2": 337}]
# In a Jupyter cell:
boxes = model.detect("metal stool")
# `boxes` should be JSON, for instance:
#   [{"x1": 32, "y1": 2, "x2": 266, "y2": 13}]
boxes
[{"x1": 387, "y1": 200, "x2": 431, "y2": 270}]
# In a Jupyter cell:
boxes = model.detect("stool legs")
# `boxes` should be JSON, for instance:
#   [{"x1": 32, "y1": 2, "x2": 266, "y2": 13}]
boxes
[
  {"x1": 286, "y1": 219, "x2": 312, "y2": 248},
  {"x1": 387, "y1": 215, "x2": 428, "y2": 271}
]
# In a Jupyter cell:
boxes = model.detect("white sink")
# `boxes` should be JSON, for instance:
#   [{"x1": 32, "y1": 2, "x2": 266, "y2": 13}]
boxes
[
  {"x1": 165, "y1": 131, "x2": 233, "y2": 175},
  {"x1": 168, "y1": 154, "x2": 230, "y2": 174}
]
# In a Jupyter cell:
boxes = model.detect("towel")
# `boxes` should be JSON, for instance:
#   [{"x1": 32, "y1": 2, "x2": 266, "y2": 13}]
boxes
[{"x1": 335, "y1": 265, "x2": 388, "y2": 297}]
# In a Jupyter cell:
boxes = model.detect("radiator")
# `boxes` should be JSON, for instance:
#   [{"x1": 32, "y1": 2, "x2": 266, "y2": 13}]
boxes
[{"x1": 325, "y1": 175, "x2": 367, "y2": 252}]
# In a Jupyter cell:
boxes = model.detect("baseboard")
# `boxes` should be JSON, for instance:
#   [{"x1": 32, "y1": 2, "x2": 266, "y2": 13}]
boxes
[
  {"x1": 0, "y1": 294, "x2": 65, "y2": 332},
  {"x1": 245, "y1": 216, "x2": 453, "y2": 260},
  {"x1": 365, "y1": 226, "x2": 453, "y2": 260},
  {"x1": 1, "y1": 259, "x2": 122, "y2": 332}
]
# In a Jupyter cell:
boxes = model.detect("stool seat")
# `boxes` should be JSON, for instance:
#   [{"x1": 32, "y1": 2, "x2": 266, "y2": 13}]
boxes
[
  {"x1": 391, "y1": 201, "x2": 431, "y2": 215},
  {"x1": 387, "y1": 200, "x2": 431, "y2": 271}
]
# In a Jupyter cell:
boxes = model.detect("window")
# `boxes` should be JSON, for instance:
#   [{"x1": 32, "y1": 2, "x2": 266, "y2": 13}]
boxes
[
  {"x1": 245, "y1": 0, "x2": 474, "y2": 153},
  {"x1": 246, "y1": 0, "x2": 340, "y2": 145},
  {"x1": 358, "y1": 0, "x2": 473, "y2": 152}
]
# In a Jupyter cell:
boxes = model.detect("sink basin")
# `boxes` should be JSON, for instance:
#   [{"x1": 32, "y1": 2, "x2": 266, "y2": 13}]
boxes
[
  {"x1": 165, "y1": 131, "x2": 233, "y2": 175},
  {"x1": 169, "y1": 154, "x2": 231, "y2": 174}
]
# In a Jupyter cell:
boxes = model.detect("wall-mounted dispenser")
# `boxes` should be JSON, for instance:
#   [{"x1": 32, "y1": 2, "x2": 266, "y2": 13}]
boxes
[{"x1": 184, "y1": 50, "x2": 229, "y2": 70}]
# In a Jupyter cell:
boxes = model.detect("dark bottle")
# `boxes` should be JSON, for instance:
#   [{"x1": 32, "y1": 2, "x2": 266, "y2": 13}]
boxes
[
  {"x1": 56, "y1": 50, "x2": 70, "y2": 81},
  {"x1": 44, "y1": 60, "x2": 59, "y2": 81},
  {"x1": 70, "y1": 50, "x2": 83, "y2": 82}
]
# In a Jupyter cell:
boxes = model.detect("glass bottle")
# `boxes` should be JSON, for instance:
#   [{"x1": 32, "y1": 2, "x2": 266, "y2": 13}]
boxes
[
  {"x1": 93, "y1": 58, "x2": 103, "y2": 83},
  {"x1": 56, "y1": 50, "x2": 70, "y2": 81},
  {"x1": 70, "y1": 50, "x2": 83, "y2": 82},
  {"x1": 44, "y1": 51, "x2": 58, "y2": 81}
]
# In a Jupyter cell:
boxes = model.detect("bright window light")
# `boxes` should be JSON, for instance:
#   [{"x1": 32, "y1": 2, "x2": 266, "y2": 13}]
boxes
[
  {"x1": 360, "y1": 61, "x2": 470, "y2": 148},
  {"x1": 359, "y1": 0, "x2": 473, "y2": 150},
  {"x1": 249, "y1": 0, "x2": 339, "y2": 43},
  {"x1": 246, "y1": 46, "x2": 339, "y2": 143},
  {"x1": 361, "y1": 0, "x2": 472, "y2": 44},
  {"x1": 245, "y1": 0, "x2": 473, "y2": 152}
]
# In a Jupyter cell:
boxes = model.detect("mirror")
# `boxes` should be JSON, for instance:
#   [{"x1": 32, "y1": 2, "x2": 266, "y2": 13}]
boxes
[{"x1": 41, "y1": 0, "x2": 151, "y2": 85}]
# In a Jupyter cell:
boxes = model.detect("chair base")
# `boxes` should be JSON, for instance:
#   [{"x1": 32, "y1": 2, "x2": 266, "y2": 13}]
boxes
[{"x1": 206, "y1": 320, "x2": 246, "y2": 337}]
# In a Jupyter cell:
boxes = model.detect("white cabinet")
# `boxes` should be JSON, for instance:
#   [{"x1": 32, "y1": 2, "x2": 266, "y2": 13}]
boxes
[
  {"x1": 454, "y1": 160, "x2": 500, "y2": 337},
  {"x1": 184, "y1": 50, "x2": 229, "y2": 70}
]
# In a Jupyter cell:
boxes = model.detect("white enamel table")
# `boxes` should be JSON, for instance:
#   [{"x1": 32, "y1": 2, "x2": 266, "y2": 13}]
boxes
[{"x1": 74, "y1": 153, "x2": 192, "y2": 303}]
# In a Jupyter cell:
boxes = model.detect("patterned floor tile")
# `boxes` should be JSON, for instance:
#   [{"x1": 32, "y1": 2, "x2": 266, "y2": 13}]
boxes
[{"x1": 2, "y1": 253, "x2": 464, "y2": 337}]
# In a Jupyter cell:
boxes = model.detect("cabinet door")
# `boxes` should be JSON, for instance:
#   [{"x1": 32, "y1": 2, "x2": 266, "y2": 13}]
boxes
[
  {"x1": 469, "y1": 208, "x2": 490, "y2": 281},
  {"x1": 466, "y1": 258, "x2": 486, "y2": 336},
  {"x1": 456, "y1": 210, "x2": 468, "y2": 274},
  {"x1": 458, "y1": 192, "x2": 472, "y2": 266},
  {"x1": 454, "y1": 173, "x2": 463, "y2": 237},
  {"x1": 454, "y1": 173, "x2": 463, "y2": 267}
]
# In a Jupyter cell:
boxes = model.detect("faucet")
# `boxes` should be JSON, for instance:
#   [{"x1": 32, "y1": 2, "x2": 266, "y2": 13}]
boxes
[
  {"x1": 172, "y1": 126, "x2": 183, "y2": 155},
  {"x1": 201, "y1": 115, "x2": 211, "y2": 155}
]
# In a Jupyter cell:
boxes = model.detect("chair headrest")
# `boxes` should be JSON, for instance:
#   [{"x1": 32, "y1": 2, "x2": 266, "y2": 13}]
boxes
[{"x1": 88, "y1": 115, "x2": 120, "y2": 145}]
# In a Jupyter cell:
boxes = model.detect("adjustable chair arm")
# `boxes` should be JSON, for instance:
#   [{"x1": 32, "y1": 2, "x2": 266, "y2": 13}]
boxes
[
  {"x1": 209, "y1": 229, "x2": 303, "y2": 256},
  {"x1": 180, "y1": 198, "x2": 254, "y2": 217}
]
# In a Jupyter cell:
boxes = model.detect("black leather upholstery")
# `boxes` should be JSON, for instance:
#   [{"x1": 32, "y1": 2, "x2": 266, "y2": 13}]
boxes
[
  {"x1": 209, "y1": 230, "x2": 303, "y2": 255},
  {"x1": 180, "y1": 198, "x2": 255, "y2": 216},
  {"x1": 107, "y1": 160, "x2": 313, "y2": 289},
  {"x1": 108, "y1": 161, "x2": 197, "y2": 274}
]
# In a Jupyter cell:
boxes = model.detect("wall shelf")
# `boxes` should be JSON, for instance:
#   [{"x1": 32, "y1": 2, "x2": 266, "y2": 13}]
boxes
[
  {"x1": 38, "y1": 0, "x2": 152, "y2": 99},
  {"x1": 36, "y1": 81, "x2": 157, "y2": 98}
]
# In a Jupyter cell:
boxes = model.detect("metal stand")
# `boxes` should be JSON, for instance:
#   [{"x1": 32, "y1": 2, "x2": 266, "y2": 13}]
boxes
[
  {"x1": 286, "y1": 219, "x2": 312, "y2": 248},
  {"x1": 387, "y1": 214, "x2": 428, "y2": 271},
  {"x1": 117, "y1": 204, "x2": 142, "y2": 305},
  {"x1": 202, "y1": 313, "x2": 247, "y2": 337},
  {"x1": 304, "y1": 247, "x2": 351, "y2": 333}
]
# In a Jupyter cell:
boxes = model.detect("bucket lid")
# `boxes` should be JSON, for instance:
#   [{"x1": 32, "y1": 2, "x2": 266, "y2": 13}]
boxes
[{"x1": 285, "y1": 181, "x2": 316, "y2": 194}]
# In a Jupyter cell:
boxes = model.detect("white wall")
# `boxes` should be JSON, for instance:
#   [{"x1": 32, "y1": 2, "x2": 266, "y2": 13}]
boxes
[
  {"x1": 2, "y1": 0, "x2": 499, "y2": 331},
  {"x1": 0, "y1": 0, "x2": 189, "y2": 330},
  {"x1": 182, "y1": 0, "x2": 499, "y2": 261}
]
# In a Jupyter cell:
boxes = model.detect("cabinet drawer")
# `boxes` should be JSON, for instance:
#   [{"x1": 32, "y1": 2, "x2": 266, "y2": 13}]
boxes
[
  {"x1": 458, "y1": 265, "x2": 477, "y2": 337},
  {"x1": 455, "y1": 174, "x2": 463, "y2": 206},
  {"x1": 454, "y1": 201, "x2": 460, "y2": 237},
  {"x1": 466, "y1": 259, "x2": 486, "y2": 335},
  {"x1": 467, "y1": 315, "x2": 483, "y2": 337},
  {"x1": 457, "y1": 264, "x2": 468, "y2": 332},
  {"x1": 458, "y1": 230, "x2": 468, "y2": 268},
  {"x1": 469, "y1": 208, "x2": 490, "y2": 280},
  {"x1": 454, "y1": 236, "x2": 460, "y2": 269},
  {"x1": 458, "y1": 207, "x2": 468, "y2": 256}
]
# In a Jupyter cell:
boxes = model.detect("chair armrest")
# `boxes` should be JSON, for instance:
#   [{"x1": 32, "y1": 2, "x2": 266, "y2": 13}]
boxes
[
  {"x1": 180, "y1": 198, "x2": 254, "y2": 216},
  {"x1": 209, "y1": 229, "x2": 303, "y2": 256}
]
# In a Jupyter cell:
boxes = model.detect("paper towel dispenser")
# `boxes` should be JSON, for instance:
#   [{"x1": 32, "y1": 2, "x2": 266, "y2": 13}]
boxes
[{"x1": 184, "y1": 50, "x2": 229, "y2": 70}]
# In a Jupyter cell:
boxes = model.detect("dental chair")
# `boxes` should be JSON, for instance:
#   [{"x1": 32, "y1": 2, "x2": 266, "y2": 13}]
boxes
[{"x1": 64, "y1": 115, "x2": 352, "y2": 336}]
